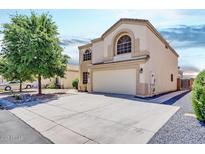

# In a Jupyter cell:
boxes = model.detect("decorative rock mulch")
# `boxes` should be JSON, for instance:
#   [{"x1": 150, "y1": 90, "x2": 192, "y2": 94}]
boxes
[
  {"x1": 149, "y1": 92, "x2": 205, "y2": 144},
  {"x1": 12, "y1": 94, "x2": 37, "y2": 104},
  {"x1": 0, "y1": 92, "x2": 75, "y2": 110}
]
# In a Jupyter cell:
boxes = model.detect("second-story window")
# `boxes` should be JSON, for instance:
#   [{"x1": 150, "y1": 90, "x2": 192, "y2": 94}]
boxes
[
  {"x1": 117, "y1": 35, "x2": 131, "y2": 55},
  {"x1": 83, "y1": 50, "x2": 92, "y2": 61}
]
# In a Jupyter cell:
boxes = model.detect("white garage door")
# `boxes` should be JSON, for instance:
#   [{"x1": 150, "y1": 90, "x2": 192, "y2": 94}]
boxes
[{"x1": 93, "y1": 69, "x2": 136, "y2": 95}]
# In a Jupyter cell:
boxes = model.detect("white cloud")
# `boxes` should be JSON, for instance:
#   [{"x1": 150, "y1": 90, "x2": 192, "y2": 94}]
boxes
[
  {"x1": 177, "y1": 47, "x2": 205, "y2": 71},
  {"x1": 63, "y1": 43, "x2": 80, "y2": 65},
  {"x1": 60, "y1": 35, "x2": 90, "y2": 65},
  {"x1": 113, "y1": 10, "x2": 205, "y2": 28}
]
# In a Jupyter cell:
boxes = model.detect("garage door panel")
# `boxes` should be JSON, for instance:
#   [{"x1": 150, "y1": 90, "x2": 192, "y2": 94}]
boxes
[{"x1": 93, "y1": 69, "x2": 136, "y2": 95}]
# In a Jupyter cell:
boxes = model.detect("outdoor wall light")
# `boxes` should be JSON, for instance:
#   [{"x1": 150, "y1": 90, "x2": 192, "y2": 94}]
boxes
[{"x1": 140, "y1": 68, "x2": 143, "y2": 73}]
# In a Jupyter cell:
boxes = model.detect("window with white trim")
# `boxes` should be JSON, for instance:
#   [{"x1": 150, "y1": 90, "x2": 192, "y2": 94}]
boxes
[{"x1": 117, "y1": 35, "x2": 131, "y2": 55}]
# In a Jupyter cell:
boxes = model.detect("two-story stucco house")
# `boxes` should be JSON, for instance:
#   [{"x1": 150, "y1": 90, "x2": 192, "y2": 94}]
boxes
[{"x1": 78, "y1": 18, "x2": 179, "y2": 97}]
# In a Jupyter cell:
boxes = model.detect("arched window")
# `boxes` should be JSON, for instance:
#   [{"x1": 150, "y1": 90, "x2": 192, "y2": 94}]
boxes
[
  {"x1": 83, "y1": 50, "x2": 91, "y2": 61},
  {"x1": 117, "y1": 35, "x2": 131, "y2": 55}
]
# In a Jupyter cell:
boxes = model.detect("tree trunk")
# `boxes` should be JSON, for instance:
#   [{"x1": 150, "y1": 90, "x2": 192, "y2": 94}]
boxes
[
  {"x1": 19, "y1": 81, "x2": 22, "y2": 93},
  {"x1": 38, "y1": 74, "x2": 42, "y2": 95}
]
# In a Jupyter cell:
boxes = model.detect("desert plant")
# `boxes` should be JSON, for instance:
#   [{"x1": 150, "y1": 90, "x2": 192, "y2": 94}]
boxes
[
  {"x1": 72, "y1": 78, "x2": 79, "y2": 89},
  {"x1": 192, "y1": 71, "x2": 205, "y2": 122}
]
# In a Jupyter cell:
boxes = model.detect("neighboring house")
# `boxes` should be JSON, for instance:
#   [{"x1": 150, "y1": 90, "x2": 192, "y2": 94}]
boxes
[
  {"x1": 79, "y1": 18, "x2": 179, "y2": 97},
  {"x1": 0, "y1": 65, "x2": 79, "y2": 89},
  {"x1": 60, "y1": 64, "x2": 79, "y2": 88},
  {"x1": 38, "y1": 64, "x2": 79, "y2": 89}
]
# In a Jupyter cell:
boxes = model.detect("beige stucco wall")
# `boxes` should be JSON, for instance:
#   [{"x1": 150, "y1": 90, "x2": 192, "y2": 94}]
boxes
[
  {"x1": 103, "y1": 24, "x2": 148, "y2": 63},
  {"x1": 140, "y1": 28, "x2": 178, "y2": 95},
  {"x1": 92, "y1": 40, "x2": 104, "y2": 64},
  {"x1": 93, "y1": 69, "x2": 136, "y2": 95},
  {"x1": 79, "y1": 23, "x2": 149, "y2": 93},
  {"x1": 41, "y1": 65, "x2": 79, "y2": 89},
  {"x1": 113, "y1": 53, "x2": 132, "y2": 62},
  {"x1": 60, "y1": 70, "x2": 79, "y2": 88},
  {"x1": 79, "y1": 20, "x2": 178, "y2": 96},
  {"x1": 79, "y1": 48, "x2": 92, "y2": 91}
]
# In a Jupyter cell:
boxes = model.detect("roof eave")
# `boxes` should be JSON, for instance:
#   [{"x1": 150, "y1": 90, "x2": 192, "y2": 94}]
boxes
[
  {"x1": 78, "y1": 18, "x2": 179, "y2": 57},
  {"x1": 78, "y1": 43, "x2": 92, "y2": 50}
]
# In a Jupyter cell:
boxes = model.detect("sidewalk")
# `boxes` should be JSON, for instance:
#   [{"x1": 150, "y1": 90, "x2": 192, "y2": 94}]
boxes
[
  {"x1": 134, "y1": 90, "x2": 190, "y2": 104},
  {"x1": 152, "y1": 90, "x2": 190, "y2": 104},
  {"x1": 0, "y1": 110, "x2": 51, "y2": 144}
]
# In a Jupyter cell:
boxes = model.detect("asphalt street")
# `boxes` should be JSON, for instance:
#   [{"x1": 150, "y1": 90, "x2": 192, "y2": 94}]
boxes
[{"x1": 0, "y1": 109, "x2": 51, "y2": 144}]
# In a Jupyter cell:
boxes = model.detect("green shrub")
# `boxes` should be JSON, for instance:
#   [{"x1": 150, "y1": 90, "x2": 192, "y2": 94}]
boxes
[
  {"x1": 72, "y1": 78, "x2": 79, "y2": 89},
  {"x1": 192, "y1": 71, "x2": 205, "y2": 122},
  {"x1": 47, "y1": 81, "x2": 60, "y2": 89}
]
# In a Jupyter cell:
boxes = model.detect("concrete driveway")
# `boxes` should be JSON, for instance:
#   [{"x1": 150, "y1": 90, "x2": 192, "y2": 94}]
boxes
[{"x1": 10, "y1": 93, "x2": 179, "y2": 144}]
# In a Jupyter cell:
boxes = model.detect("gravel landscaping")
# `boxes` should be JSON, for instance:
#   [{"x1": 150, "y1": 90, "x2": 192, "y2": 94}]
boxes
[
  {"x1": 149, "y1": 92, "x2": 205, "y2": 144},
  {"x1": 0, "y1": 89, "x2": 78, "y2": 109}
]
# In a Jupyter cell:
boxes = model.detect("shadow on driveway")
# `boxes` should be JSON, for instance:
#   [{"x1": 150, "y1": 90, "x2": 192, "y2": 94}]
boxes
[
  {"x1": 1, "y1": 89, "x2": 190, "y2": 110},
  {"x1": 91, "y1": 90, "x2": 190, "y2": 105},
  {"x1": 162, "y1": 91, "x2": 191, "y2": 105}
]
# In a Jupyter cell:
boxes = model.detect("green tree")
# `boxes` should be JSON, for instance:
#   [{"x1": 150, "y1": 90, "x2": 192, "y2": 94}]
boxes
[
  {"x1": 0, "y1": 14, "x2": 34, "y2": 92},
  {"x1": 27, "y1": 12, "x2": 69, "y2": 94},
  {"x1": 0, "y1": 57, "x2": 33, "y2": 92},
  {"x1": 1, "y1": 12, "x2": 69, "y2": 94}
]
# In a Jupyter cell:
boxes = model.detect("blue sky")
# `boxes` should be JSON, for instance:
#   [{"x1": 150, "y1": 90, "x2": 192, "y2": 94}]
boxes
[{"x1": 0, "y1": 9, "x2": 205, "y2": 72}]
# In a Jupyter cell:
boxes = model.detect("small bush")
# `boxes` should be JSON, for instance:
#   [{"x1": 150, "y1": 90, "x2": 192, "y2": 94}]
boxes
[
  {"x1": 47, "y1": 81, "x2": 60, "y2": 89},
  {"x1": 192, "y1": 71, "x2": 205, "y2": 122},
  {"x1": 72, "y1": 78, "x2": 79, "y2": 89}
]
